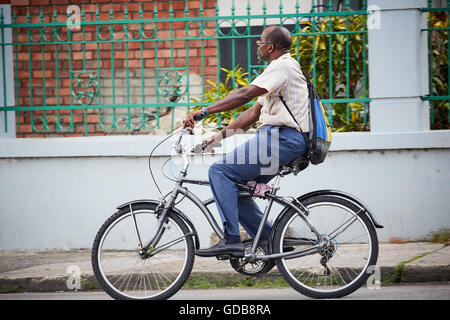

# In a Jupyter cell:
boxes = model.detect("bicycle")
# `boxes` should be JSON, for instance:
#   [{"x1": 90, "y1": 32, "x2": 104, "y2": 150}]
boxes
[{"x1": 91, "y1": 116, "x2": 384, "y2": 300}]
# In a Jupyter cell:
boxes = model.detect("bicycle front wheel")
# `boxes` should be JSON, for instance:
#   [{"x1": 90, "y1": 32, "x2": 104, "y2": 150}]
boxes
[
  {"x1": 273, "y1": 195, "x2": 378, "y2": 299},
  {"x1": 92, "y1": 203, "x2": 195, "y2": 300}
]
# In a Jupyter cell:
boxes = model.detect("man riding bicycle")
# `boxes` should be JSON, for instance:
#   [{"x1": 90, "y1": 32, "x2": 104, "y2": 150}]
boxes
[{"x1": 184, "y1": 25, "x2": 310, "y2": 256}]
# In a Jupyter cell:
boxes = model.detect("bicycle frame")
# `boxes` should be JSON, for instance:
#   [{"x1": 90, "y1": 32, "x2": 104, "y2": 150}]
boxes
[{"x1": 141, "y1": 172, "x2": 325, "y2": 262}]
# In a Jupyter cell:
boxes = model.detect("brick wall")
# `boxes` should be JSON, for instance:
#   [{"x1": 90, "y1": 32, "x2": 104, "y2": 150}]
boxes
[{"x1": 4, "y1": 0, "x2": 218, "y2": 137}]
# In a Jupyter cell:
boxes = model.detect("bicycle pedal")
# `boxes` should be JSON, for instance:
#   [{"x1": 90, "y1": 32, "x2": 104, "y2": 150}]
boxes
[{"x1": 216, "y1": 254, "x2": 231, "y2": 260}]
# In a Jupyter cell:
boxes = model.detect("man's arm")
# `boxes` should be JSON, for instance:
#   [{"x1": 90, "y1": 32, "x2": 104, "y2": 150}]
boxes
[
  {"x1": 216, "y1": 101, "x2": 262, "y2": 140},
  {"x1": 184, "y1": 85, "x2": 267, "y2": 128},
  {"x1": 202, "y1": 102, "x2": 262, "y2": 150},
  {"x1": 206, "y1": 85, "x2": 266, "y2": 114}
]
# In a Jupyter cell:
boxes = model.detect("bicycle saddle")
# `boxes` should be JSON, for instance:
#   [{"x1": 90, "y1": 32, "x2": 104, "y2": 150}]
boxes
[{"x1": 282, "y1": 154, "x2": 309, "y2": 175}]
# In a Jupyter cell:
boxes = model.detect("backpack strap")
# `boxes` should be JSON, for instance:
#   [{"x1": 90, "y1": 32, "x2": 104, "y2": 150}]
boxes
[
  {"x1": 279, "y1": 94, "x2": 303, "y2": 134},
  {"x1": 279, "y1": 67, "x2": 313, "y2": 134}
]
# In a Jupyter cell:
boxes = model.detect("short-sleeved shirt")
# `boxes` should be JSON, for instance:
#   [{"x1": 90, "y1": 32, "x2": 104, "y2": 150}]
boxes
[{"x1": 250, "y1": 53, "x2": 309, "y2": 132}]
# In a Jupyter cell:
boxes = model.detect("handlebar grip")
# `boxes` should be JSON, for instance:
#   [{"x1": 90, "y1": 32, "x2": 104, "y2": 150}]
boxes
[{"x1": 193, "y1": 112, "x2": 206, "y2": 121}]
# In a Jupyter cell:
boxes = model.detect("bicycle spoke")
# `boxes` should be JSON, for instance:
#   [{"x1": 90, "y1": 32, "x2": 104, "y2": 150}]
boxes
[
  {"x1": 94, "y1": 209, "x2": 193, "y2": 299},
  {"x1": 329, "y1": 216, "x2": 358, "y2": 240},
  {"x1": 276, "y1": 197, "x2": 376, "y2": 297},
  {"x1": 149, "y1": 232, "x2": 193, "y2": 256}
]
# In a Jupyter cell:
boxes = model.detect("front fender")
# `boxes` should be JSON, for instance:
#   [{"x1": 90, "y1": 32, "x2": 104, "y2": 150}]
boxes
[{"x1": 116, "y1": 199, "x2": 200, "y2": 250}]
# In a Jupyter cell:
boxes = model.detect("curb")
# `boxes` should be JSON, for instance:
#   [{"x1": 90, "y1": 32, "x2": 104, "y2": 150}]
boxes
[
  {"x1": 402, "y1": 266, "x2": 450, "y2": 283},
  {"x1": 1, "y1": 267, "x2": 449, "y2": 293}
]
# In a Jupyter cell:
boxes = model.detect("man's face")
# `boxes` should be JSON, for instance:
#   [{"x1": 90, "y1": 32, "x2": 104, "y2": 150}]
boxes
[{"x1": 256, "y1": 33, "x2": 271, "y2": 63}]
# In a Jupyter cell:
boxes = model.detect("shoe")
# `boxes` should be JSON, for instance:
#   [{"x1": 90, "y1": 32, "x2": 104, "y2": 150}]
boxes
[{"x1": 196, "y1": 240, "x2": 245, "y2": 257}]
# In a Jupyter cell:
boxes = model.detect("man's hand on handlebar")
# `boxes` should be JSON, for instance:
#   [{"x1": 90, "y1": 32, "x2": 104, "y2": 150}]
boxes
[
  {"x1": 191, "y1": 134, "x2": 220, "y2": 154},
  {"x1": 184, "y1": 108, "x2": 222, "y2": 153},
  {"x1": 183, "y1": 109, "x2": 206, "y2": 129},
  {"x1": 202, "y1": 135, "x2": 217, "y2": 153}
]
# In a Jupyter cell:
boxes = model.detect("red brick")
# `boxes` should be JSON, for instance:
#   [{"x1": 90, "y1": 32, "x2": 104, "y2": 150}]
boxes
[
  {"x1": 30, "y1": 0, "x2": 49, "y2": 5},
  {"x1": 18, "y1": 124, "x2": 32, "y2": 133},
  {"x1": 204, "y1": 47, "x2": 217, "y2": 56},
  {"x1": 32, "y1": 52, "x2": 52, "y2": 61},
  {"x1": 175, "y1": 48, "x2": 199, "y2": 58},
  {"x1": 144, "y1": 59, "x2": 156, "y2": 68},
  {"x1": 72, "y1": 51, "x2": 93, "y2": 60},
  {"x1": 192, "y1": 57, "x2": 208, "y2": 66},
  {"x1": 187, "y1": 39, "x2": 202, "y2": 48},
  {"x1": 206, "y1": 57, "x2": 217, "y2": 66},
  {"x1": 173, "y1": 59, "x2": 186, "y2": 68},
  {"x1": 188, "y1": 1, "x2": 201, "y2": 9},
  {"x1": 127, "y1": 59, "x2": 142, "y2": 68},
  {"x1": 172, "y1": 21, "x2": 186, "y2": 29},
  {"x1": 156, "y1": 49, "x2": 171, "y2": 58},
  {"x1": 87, "y1": 115, "x2": 98, "y2": 123},
  {"x1": 33, "y1": 70, "x2": 54, "y2": 78},
  {"x1": 10, "y1": 0, "x2": 30, "y2": 6},
  {"x1": 205, "y1": 0, "x2": 217, "y2": 9},
  {"x1": 204, "y1": 66, "x2": 217, "y2": 76},
  {"x1": 45, "y1": 97, "x2": 58, "y2": 105},
  {"x1": 135, "y1": 50, "x2": 155, "y2": 59},
  {"x1": 17, "y1": 53, "x2": 29, "y2": 61},
  {"x1": 99, "y1": 50, "x2": 111, "y2": 59},
  {"x1": 113, "y1": 50, "x2": 127, "y2": 59},
  {"x1": 204, "y1": 8, "x2": 217, "y2": 17}
]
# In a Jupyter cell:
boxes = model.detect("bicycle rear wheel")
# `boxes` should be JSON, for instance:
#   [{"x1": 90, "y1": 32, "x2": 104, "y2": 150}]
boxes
[
  {"x1": 273, "y1": 195, "x2": 378, "y2": 299},
  {"x1": 92, "y1": 203, "x2": 194, "y2": 300}
]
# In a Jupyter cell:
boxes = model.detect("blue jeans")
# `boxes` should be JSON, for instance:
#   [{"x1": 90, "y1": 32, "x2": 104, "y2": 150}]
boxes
[{"x1": 208, "y1": 125, "x2": 308, "y2": 243}]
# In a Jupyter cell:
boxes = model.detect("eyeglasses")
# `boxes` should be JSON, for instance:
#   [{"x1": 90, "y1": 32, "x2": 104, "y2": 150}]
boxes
[{"x1": 256, "y1": 40, "x2": 271, "y2": 46}]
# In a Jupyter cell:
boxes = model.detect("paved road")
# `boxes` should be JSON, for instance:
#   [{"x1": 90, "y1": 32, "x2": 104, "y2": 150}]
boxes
[{"x1": 0, "y1": 283, "x2": 449, "y2": 300}]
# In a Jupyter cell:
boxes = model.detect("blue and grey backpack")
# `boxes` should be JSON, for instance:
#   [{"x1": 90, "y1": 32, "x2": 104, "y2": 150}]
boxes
[{"x1": 279, "y1": 71, "x2": 332, "y2": 165}]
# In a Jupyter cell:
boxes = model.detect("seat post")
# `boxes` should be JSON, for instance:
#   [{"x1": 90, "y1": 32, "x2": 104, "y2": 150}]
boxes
[
  {"x1": 270, "y1": 174, "x2": 283, "y2": 195},
  {"x1": 249, "y1": 174, "x2": 283, "y2": 254}
]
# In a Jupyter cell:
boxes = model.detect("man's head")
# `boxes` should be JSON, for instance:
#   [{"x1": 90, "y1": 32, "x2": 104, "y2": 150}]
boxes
[{"x1": 256, "y1": 25, "x2": 292, "y2": 63}]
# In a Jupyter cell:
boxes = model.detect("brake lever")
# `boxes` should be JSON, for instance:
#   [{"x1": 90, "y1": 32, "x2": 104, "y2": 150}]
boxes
[
  {"x1": 191, "y1": 141, "x2": 207, "y2": 154},
  {"x1": 190, "y1": 141, "x2": 222, "y2": 154}
]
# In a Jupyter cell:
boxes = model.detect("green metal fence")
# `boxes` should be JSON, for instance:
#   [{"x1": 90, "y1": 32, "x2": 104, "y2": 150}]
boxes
[
  {"x1": 0, "y1": 0, "x2": 372, "y2": 137},
  {"x1": 422, "y1": 0, "x2": 449, "y2": 130}
]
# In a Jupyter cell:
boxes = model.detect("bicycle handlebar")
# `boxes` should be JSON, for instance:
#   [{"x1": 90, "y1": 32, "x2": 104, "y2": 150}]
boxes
[{"x1": 193, "y1": 112, "x2": 206, "y2": 122}]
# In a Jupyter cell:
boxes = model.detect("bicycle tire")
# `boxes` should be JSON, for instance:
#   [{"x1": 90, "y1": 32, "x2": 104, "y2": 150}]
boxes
[
  {"x1": 273, "y1": 194, "x2": 378, "y2": 299},
  {"x1": 92, "y1": 203, "x2": 195, "y2": 300}
]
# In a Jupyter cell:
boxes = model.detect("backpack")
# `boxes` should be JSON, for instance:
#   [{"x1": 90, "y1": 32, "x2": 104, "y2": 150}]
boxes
[{"x1": 279, "y1": 71, "x2": 332, "y2": 165}]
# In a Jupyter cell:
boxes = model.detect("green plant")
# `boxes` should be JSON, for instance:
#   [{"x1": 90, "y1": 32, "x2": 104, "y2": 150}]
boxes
[
  {"x1": 191, "y1": 66, "x2": 257, "y2": 130},
  {"x1": 291, "y1": 15, "x2": 369, "y2": 132},
  {"x1": 429, "y1": 12, "x2": 449, "y2": 130},
  {"x1": 425, "y1": 228, "x2": 450, "y2": 245},
  {"x1": 334, "y1": 103, "x2": 368, "y2": 132}
]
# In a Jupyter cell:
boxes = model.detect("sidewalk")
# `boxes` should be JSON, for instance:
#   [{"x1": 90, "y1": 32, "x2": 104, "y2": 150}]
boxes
[{"x1": 0, "y1": 242, "x2": 449, "y2": 293}]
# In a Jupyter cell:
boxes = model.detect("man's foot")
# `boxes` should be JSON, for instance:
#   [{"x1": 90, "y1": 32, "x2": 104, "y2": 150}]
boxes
[{"x1": 196, "y1": 240, "x2": 244, "y2": 257}]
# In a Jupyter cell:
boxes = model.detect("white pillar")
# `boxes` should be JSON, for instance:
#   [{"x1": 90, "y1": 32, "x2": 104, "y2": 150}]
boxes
[
  {"x1": 368, "y1": 0, "x2": 430, "y2": 132},
  {"x1": 0, "y1": 5, "x2": 15, "y2": 138}
]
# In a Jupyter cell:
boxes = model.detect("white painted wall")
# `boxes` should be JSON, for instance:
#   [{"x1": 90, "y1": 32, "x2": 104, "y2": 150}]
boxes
[{"x1": 0, "y1": 131, "x2": 449, "y2": 250}]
